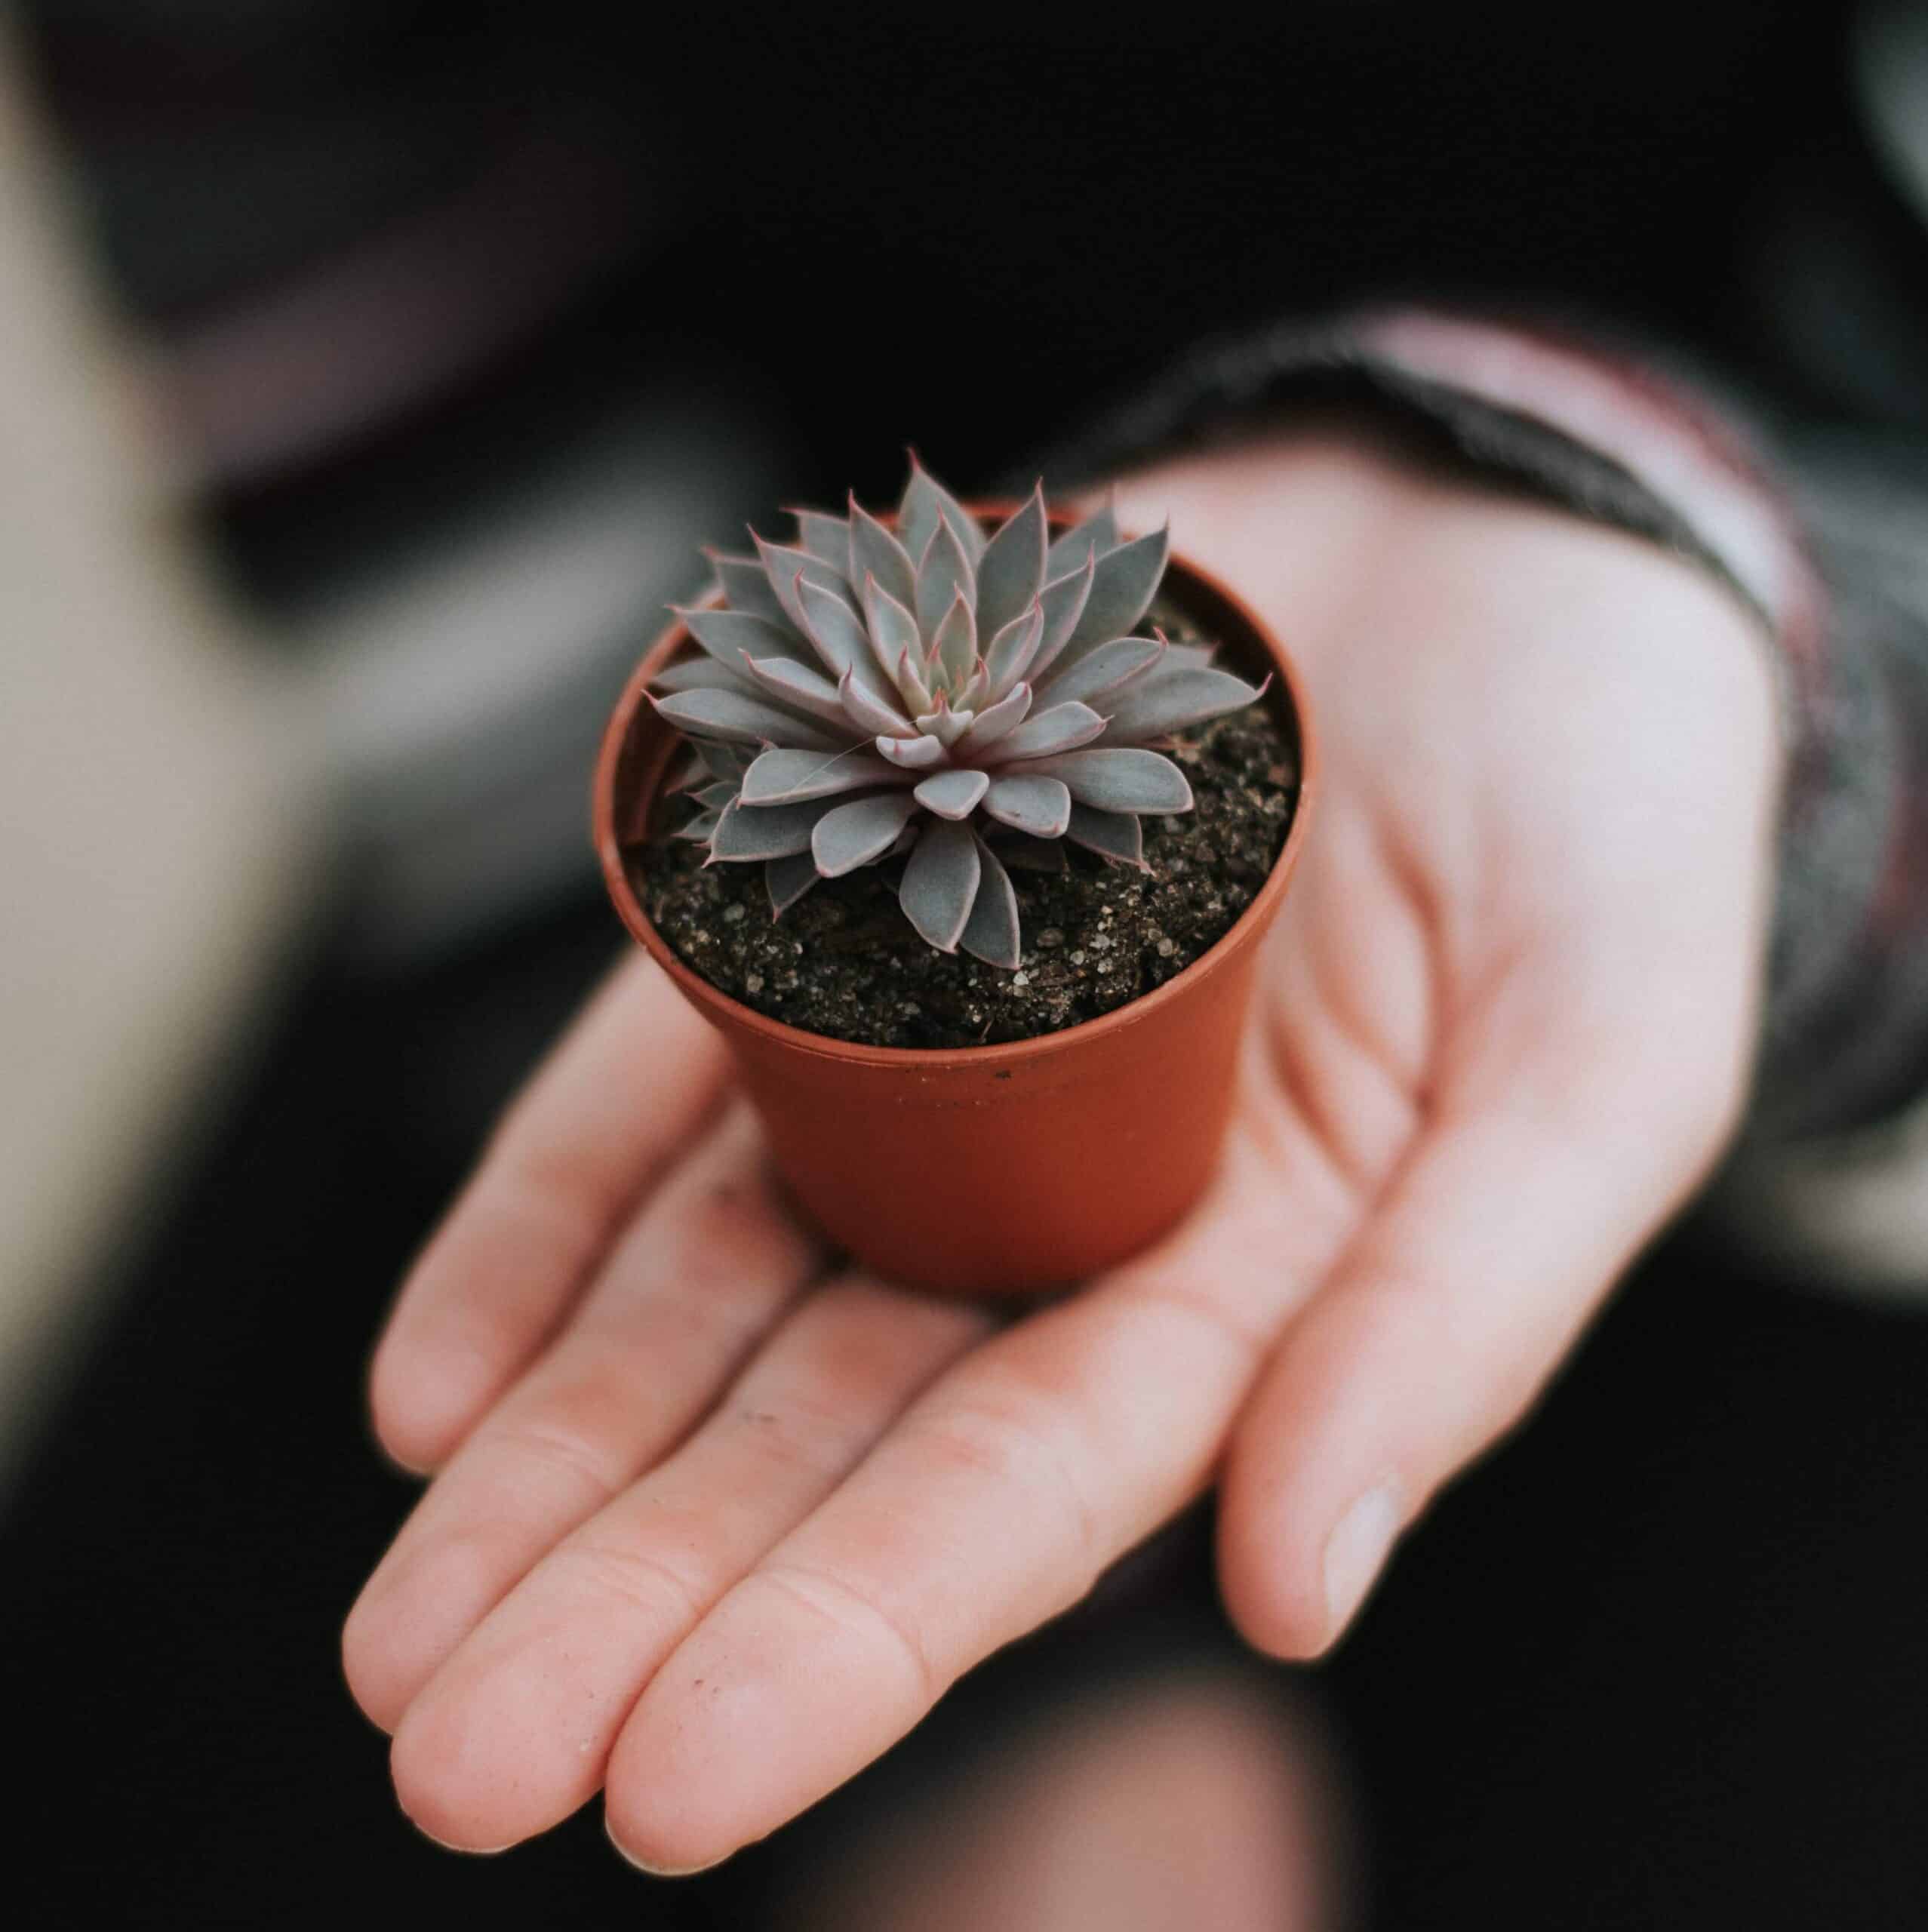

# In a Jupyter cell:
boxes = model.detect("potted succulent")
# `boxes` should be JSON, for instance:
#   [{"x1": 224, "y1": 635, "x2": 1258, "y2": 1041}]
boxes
[{"x1": 594, "y1": 460, "x2": 1315, "y2": 1294}]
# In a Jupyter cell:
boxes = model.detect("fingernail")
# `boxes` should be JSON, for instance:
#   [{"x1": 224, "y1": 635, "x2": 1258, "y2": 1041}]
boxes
[
  {"x1": 606, "y1": 1816, "x2": 722, "y2": 1879},
  {"x1": 1323, "y1": 1483, "x2": 1402, "y2": 1638},
  {"x1": 412, "y1": 1822, "x2": 511, "y2": 1856}
]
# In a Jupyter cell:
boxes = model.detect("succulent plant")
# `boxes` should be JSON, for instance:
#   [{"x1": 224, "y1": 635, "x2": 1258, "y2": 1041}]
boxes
[{"x1": 650, "y1": 459, "x2": 1265, "y2": 970}]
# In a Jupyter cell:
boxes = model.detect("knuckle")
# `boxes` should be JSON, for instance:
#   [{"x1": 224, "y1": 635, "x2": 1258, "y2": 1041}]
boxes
[
  {"x1": 1121, "y1": 1275, "x2": 1273, "y2": 1366},
  {"x1": 483, "y1": 1411, "x2": 626, "y2": 1505},
  {"x1": 489, "y1": 1155, "x2": 610, "y2": 1287},
  {"x1": 908, "y1": 1404, "x2": 1030, "y2": 1486},
  {"x1": 910, "y1": 1392, "x2": 1103, "y2": 1587},
  {"x1": 670, "y1": 1167, "x2": 813, "y2": 1297},
  {"x1": 558, "y1": 1536, "x2": 709, "y2": 1629},
  {"x1": 725, "y1": 1393, "x2": 852, "y2": 1476},
  {"x1": 798, "y1": 1286, "x2": 986, "y2": 1405},
  {"x1": 758, "y1": 1561, "x2": 941, "y2": 1706}
]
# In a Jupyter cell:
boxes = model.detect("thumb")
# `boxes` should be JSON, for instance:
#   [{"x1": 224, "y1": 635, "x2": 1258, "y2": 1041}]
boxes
[{"x1": 1216, "y1": 963, "x2": 1754, "y2": 1660}]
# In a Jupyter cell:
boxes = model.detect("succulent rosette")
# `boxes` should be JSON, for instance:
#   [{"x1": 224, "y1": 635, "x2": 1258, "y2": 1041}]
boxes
[{"x1": 650, "y1": 459, "x2": 1265, "y2": 969}]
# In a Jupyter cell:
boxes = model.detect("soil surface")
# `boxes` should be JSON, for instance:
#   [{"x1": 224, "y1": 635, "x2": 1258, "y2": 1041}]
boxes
[{"x1": 632, "y1": 620, "x2": 1299, "y2": 1051}]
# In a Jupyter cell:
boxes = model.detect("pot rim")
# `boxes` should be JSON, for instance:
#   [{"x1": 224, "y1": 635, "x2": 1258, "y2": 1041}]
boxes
[{"x1": 593, "y1": 500, "x2": 1319, "y2": 1070}]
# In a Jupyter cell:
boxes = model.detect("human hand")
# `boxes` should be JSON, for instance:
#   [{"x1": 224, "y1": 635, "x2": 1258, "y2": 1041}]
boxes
[{"x1": 343, "y1": 431, "x2": 1780, "y2": 1869}]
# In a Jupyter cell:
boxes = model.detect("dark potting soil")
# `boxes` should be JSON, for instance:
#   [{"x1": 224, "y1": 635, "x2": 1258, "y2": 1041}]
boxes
[{"x1": 631, "y1": 700, "x2": 1299, "y2": 1051}]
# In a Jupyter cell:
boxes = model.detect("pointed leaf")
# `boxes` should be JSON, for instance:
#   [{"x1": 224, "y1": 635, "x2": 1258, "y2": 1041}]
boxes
[
  {"x1": 693, "y1": 738, "x2": 752, "y2": 782},
  {"x1": 711, "y1": 796, "x2": 841, "y2": 862},
  {"x1": 753, "y1": 533, "x2": 853, "y2": 635},
  {"x1": 1060, "y1": 526, "x2": 1170, "y2": 660},
  {"x1": 652, "y1": 687, "x2": 846, "y2": 749},
  {"x1": 1065, "y1": 803, "x2": 1146, "y2": 866},
  {"x1": 930, "y1": 589, "x2": 977, "y2": 687},
  {"x1": 959, "y1": 833, "x2": 1020, "y2": 969},
  {"x1": 1017, "y1": 747, "x2": 1193, "y2": 813},
  {"x1": 899, "y1": 817, "x2": 981, "y2": 952},
  {"x1": 675, "y1": 806, "x2": 722, "y2": 843},
  {"x1": 877, "y1": 733, "x2": 947, "y2": 770},
  {"x1": 939, "y1": 503, "x2": 986, "y2": 565},
  {"x1": 813, "y1": 791, "x2": 923, "y2": 877},
  {"x1": 799, "y1": 577, "x2": 890, "y2": 694},
  {"x1": 913, "y1": 768, "x2": 991, "y2": 820},
  {"x1": 861, "y1": 576, "x2": 921, "y2": 684},
  {"x1": 898, "y1": 454, "x2": 982, "y2": 564},
  {"x1": 653, "y1": 654, "x2": 751, "y2": 696},
  {"x1": 1047, "y1": 502, "x2": 1119, "y2": 576},
  {"x1": 792, "y1": 508, "x2": 853, "y2": 577},
  {"x1": 983, "y1": 604, "x2": 1044, "y2": 700},
  {"x1": 1099, "y1": 667, "x2": 1265, "y2": 743},
  {"x1": 710, "y1": 551, "x2": 798, "y2": 632},
  {"x1": 982, "y1": 773, "x2": 1072, "y2": 838},
  {"x1": 996, "y1": 700, "x2": 1106, "y2": 761},
  {"x1": 915, "y1": 515, "x2": 975, "y2": 641},
  {"x1": 838, "y1": 666, "x2": 916, "y2": 737},
  {"x1": 895, "y1": 646, "x2": 934, "y2": 716},
  {"x1": 695, "y1": 780, "x2": 740, "y2": 810},
  {"x1": 955, "y1": 679, "x2": 1032, "y2": 752},
  {"x1": 975, "y1": 484, "x2": 1047, "y2": 641},
  {"x1": 1036, "y1": 635, "x2": 1164, "y2": 708},
  {"x1": 915, "y1": 697, "x2": 974, "y2": 748},
  {"x1": 1163, "y1": 641, "x2": 1218, "y2": 671},
  {"x1": 953, "y1": 660, "x2": 992, "y2": 712},
  {"x1": 1031, "y1": 552, "x2": 1096, "y2": 682},
  {"x1": 742, "y1": 746, "x2": 901, "y2": 804},
  {"x1": 664, "y1": 749, "x2": 708, "y2": 795},
  {"x1": 741, "y1": 651, "x2": 853, "y2": 726},
  {"x1": 850, "y1": 498, "x2": 918, "y2": 610},
  {"x1": 767, "y1": 851, "x2": 820, "y2": 916},
  {"x1": 681, "y1": 605, "x2": 813, "y2": 670}
]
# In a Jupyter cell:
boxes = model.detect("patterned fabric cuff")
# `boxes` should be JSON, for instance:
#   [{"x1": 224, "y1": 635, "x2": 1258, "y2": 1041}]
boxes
[{"x1": 1701, "y1": 442, "x2": 1928, "y2": 1297}]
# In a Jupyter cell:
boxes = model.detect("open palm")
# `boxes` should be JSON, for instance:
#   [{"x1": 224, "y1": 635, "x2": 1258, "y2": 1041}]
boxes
[{"x1": 344, "y1": 435, "x2": 1781, "y2": 1869}]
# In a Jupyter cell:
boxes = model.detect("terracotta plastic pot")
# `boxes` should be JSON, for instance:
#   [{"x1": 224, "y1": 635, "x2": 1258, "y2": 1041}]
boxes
[{"x1": 593, "y1": 507, "x2": 1317, "y2": 1296}]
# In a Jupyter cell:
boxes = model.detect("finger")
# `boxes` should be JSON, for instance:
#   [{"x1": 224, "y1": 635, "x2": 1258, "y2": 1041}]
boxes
[
  {"x1": 1216, "y1": 973, "x2": 1752, "y2": 1662},
  {"x1": 600, "y1": 1118, "x2": 1361, "y2": 1875},
  {"x1": 343, "y1": 1104, "x2": 818, "y2": 1733},
  {"x1": 389, "y1": 1278, "x2": 989, "y2": 1853},
  {"x1": 369, "y1": 952, "x2": 730, "y2": 1474}
]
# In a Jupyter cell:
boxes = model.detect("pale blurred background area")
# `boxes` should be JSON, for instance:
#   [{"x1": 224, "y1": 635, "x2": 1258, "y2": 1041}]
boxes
[
  {"x1": 0, "y1": 5, "x2": 791, "y2": 1487},
  {"x1": 0, "y1": 24, "x2": 312, "y2": 1478}
]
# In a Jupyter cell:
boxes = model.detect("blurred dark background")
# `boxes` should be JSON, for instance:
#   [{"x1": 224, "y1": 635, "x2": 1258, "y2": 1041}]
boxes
[{"x1": 5, "y1": 2, "x2": 1927, "y2": 1924}]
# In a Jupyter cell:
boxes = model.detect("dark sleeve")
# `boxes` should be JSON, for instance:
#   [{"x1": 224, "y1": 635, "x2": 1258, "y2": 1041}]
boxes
[{"x1": 1038, "y1": 306, "x2": 1928, "y2": 1294}]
